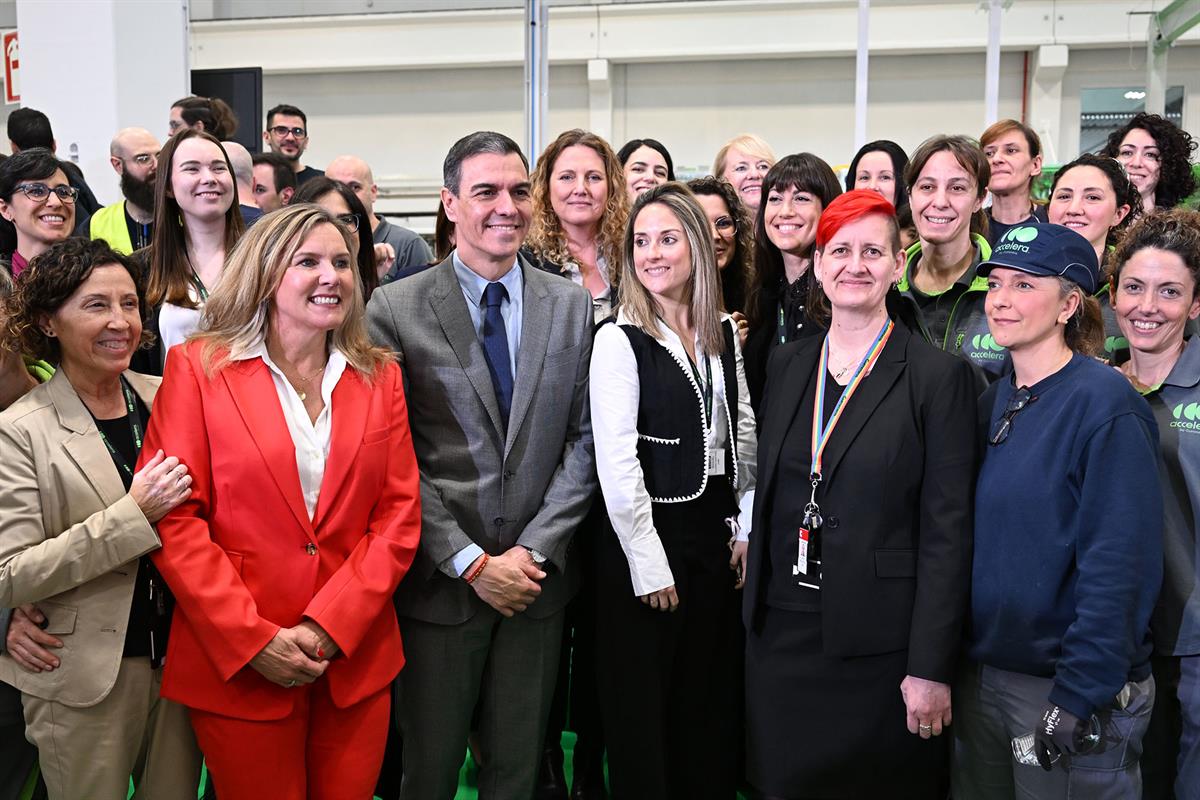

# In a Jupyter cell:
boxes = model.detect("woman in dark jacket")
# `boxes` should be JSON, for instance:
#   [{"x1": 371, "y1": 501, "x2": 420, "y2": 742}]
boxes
[
  {"x1": 744, "y1": 190, "x2": 976, "y2": 798},
  {"x1": 742, "y1": 154, "x2": 842, "y2": 410}
]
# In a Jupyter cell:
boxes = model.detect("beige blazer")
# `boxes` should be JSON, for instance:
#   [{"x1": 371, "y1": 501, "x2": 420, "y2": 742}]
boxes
[{"x1": 0, "y1": 369, "x2": 161, "y2": 707}]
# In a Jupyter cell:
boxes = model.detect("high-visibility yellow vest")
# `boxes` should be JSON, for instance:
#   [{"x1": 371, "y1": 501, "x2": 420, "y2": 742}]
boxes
[{"x1": 88, "y1": 201, "x2": 134, "y2": 255}]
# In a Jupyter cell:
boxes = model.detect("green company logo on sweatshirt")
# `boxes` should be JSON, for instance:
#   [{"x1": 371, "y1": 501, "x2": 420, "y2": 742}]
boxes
[
  {"x1": 968, "y1": 332, "x2": 1007, "y2": 361},
  {"x1": 1171, "y1": 403, "x2": 1200, "y2": 433},
  {"x1": 1105, "y1": 335, "x2": 1129, "y2": 354},
  {"x1": 972, "y1": 333, "x2": 1006, "y2": 353}
]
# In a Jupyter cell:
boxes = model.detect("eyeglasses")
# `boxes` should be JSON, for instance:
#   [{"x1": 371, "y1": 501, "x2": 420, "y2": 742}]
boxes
[
  {"x1": 127, "y1": 154, "x2": 157, "y2": 167},
  {"x1": 13, "y1": 183, "x2": 80, "y2": 203},
  {"x1": 714, "y1": 215, "x2": 737, "y2": 233},
  {"x1": 989, "y1": 386, "x2": 1036, "y2": 446},
  {"x1": 270, "y1": 125, "x2": 307, "y2": 139},
  {"x1": 336, "y1": 213, "x2": 360, "y2": 233}
]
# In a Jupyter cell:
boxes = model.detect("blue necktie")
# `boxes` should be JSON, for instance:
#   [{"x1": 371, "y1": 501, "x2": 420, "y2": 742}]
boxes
[{"x1": 481, "y1": 282, "x2": 513, "y2": 427}]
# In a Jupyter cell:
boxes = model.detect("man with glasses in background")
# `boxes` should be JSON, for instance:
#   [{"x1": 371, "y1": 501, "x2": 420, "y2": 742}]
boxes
[
  {"x1": 263, "y1": 103, "x2": 323, "y2": 185},
  {"x1": 81, "y1": 127, "x2": 160, "y2": 254}
]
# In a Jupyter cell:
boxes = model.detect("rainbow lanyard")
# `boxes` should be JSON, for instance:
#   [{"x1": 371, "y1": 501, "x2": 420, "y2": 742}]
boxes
[
  {"x1": 810, "y1": 318, "x2": 894, "y2": 483},
  {"x1": 801, "y1": 318, "x2": 893, "y2": 531}
]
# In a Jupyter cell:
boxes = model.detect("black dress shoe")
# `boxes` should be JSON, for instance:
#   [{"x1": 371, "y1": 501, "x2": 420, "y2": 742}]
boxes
[
  {"x1": 535, "y1": 743, "x2": 568, "y2": 800},
  {"x1": 570, "y1": 742, "x2": 607, "y2": 800}
]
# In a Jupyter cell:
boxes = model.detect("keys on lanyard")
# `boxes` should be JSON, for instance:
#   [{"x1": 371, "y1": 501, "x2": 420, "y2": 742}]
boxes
[
  {"x1": 795, "y1": 476, "x2": 823, "y2": 576},
  {"x1": 795, "y1": 318, "x2": 895, "y2": 579}
]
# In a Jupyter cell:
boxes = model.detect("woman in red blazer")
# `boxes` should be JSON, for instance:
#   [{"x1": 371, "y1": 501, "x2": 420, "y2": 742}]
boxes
[{"x1": 140, "y1": 204, "x2": 421, "y2": 799}]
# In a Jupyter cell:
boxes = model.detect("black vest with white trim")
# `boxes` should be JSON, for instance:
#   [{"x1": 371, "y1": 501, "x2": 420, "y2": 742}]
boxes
[{"x1": 615, "y1": 318, "x2": 739, "y2": 505}]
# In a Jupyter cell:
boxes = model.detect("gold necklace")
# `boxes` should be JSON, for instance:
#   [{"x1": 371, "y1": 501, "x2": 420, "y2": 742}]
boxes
[{"x1": 282, "y1": 361, "x2": 327, "y2": 401}]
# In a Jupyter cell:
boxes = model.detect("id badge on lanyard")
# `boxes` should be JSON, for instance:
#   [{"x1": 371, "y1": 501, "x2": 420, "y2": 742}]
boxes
[{"x1": 797, "y1": 318, "x2": 894, "y2": 579}]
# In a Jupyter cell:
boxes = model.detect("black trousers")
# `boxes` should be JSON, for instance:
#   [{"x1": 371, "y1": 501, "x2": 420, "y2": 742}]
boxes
[
  {"x1": 595, "y1": 481, "x2": 743, "y2": 800},
  {"x1": 545, "y1": 497, "x2": 605, "y2": 764}
]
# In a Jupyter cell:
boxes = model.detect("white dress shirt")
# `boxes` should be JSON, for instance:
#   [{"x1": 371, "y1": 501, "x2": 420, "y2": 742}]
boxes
[
  {"x1": 233, "y1": 337, "x2": 348, "y2": 519},
  {"x1": 590, "y1": 310, "x2": 757, "y2": 596}
]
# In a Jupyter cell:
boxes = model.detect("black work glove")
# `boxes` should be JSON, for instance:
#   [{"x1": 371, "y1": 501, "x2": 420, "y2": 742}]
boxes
[{"x1": 1033, "y1": 703, "x2": 1093, "y2": 771}]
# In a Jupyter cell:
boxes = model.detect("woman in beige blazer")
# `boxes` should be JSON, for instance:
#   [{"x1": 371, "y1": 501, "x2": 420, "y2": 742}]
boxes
[{"x1": 0, "y1": 238, "x2": 200, "y2": 800}]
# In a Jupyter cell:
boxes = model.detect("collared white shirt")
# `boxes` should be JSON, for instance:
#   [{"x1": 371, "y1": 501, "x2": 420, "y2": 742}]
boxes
[
  {"x1": 233, "y1": 337, "x2": 348, "y2": 519},
  {"x1": 590, "y1": 310, "x2": 757, "y2": 596}
]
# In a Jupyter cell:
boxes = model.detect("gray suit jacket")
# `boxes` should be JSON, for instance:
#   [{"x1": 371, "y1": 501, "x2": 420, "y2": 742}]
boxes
[{"x1": 367, "y1": 255, "x2": 597, "y2": 625}]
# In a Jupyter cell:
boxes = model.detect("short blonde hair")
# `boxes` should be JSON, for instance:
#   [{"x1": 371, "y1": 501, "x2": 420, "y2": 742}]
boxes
[
  {"x1": 620, "y1": 183, "x2": 725, "y2": 356},
  {"x1": 193, "y1": 204, "x2": 391, "y2": 378},
  {"x1": 712, "y1": 133, "x2": 777, "y2": 179}
]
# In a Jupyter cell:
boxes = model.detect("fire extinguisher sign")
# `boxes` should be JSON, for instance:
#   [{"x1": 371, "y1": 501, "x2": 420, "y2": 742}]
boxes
[{"x1": 4, "y1": 31, "x2": 19, "y2": 105}]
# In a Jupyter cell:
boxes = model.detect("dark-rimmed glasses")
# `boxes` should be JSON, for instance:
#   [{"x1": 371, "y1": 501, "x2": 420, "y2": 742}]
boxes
[
  {"x1": 336, "y1": 213, "x2": 360, "y2": 233},
  {"x1": 14, "y1": 183, "x2": 80, "y2": 203},
  {"x1": 989, "y1": 386, "x2": 1036, "y2": 446},
  {"x1": 269, "y1": 125, "x2": 307, "y2": 139}
]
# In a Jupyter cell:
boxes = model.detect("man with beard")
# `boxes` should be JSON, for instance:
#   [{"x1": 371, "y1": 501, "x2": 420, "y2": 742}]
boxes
[
  {"x1": 84, "y1": 127, "x2": 160, "y2": 254},
  {"x1": 263, "y1": 103, "x2": 323, "y2": 185}
]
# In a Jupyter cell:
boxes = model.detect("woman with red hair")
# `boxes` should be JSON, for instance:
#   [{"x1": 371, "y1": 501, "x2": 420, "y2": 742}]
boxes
[{"x1": 743, "y1": 189, "x2": 977, "y2": 798}]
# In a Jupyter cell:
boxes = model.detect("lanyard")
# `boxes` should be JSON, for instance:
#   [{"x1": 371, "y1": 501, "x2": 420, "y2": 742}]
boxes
[
  {"x1": 687, "y1": 352, "x2": 713, "y2": 427},
  {"x1": 188, "y1": 269, "x2": 209, "y2": 302},
  {"x1": 95, "y1": 378, "x2": 144, "y2": 478},
  {"x1": 184, "y1": 253, "x2": 210, "y2": 302},
  {"x1": 810, "y1": 318, "x2": 894, "y2": 481},
  {"x1": 777, "y1": 302, "x2": 788, "y2": 345}
]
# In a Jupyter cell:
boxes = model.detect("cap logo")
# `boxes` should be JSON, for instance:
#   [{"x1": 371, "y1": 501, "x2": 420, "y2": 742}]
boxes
[{"x1": 995, "y1": 225, "x2": 1039, "y2": 254}]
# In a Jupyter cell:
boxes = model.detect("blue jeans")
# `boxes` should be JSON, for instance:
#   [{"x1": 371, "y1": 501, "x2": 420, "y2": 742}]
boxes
[{"x1": 952, "y1": 661, "x2": 1155, "y2": 800}]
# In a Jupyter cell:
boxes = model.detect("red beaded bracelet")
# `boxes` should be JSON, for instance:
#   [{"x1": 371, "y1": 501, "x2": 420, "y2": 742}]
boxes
[{"x1": 466, "y1": 553, "x2": 490, "y2": 584}]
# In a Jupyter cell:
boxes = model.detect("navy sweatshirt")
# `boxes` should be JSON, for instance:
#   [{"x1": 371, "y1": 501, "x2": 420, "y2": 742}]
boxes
[{"x1": 969, "y1": 353, "x2": 1163, "y2": 719}]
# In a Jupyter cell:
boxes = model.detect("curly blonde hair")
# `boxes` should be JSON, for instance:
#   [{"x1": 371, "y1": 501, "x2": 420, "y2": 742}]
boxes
[{"x1": 527, "y1": 129, "x2": 630, "y2": 289}]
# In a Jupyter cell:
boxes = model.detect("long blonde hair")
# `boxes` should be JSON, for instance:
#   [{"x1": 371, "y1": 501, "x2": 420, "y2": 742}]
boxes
[
  {"x1": 527, "y1": 129, "x2": 630, "y2": 289},
  {"x1": 193, "y1": 204, "x2": 391, "y2": 378},
  {"x1": 620, "y1": 183, "x2": 725, "y2": 356}
]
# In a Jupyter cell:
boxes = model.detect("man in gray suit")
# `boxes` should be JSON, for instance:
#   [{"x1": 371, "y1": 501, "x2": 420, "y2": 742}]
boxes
[{"x1": 366, "y1": 131, "x2": 596, "y2": 799}]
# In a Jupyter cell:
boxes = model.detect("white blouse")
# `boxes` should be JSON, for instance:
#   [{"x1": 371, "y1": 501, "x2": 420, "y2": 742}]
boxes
[
  {"x1": 158, "y1": 287, "x2": 204, "y2": 363},
  {"x1": 233, "y1": 339, "x2": 348, "y2": 519},
  {"x1": 558, "y1": 255, "x2": 613, "y2": 324},
  {"x1": 590, "y1": 310, "x2": 757, "y2": 596}
]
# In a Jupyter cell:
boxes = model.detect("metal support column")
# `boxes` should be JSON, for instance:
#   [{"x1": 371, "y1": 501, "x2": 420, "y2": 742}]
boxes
[
  {"x1": 983, "y1": 0, "x2": 1003, "y2": 127},
  {"x1": 524, "y1": 0, "x2": 549, "y2": 167},
  {"x1": 1146, "y1": 0, "x2": 1200, "y2": 115},
  {"x1": 854, "y1": 0, "x2": 870, "y2": 151}
]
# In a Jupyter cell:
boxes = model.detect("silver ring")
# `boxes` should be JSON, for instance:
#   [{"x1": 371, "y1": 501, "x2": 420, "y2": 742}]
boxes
[
  {"x1": 286, "y1": 679, "x2": 296, "y2": 688},
  {"x1": 919, "y1": 724, "x2": 932, "y2": 731}
]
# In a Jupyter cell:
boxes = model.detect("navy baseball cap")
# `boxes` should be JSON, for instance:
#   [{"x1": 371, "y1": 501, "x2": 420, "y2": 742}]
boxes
[{"x1": 976, "y1": 223, "x2": 1101, "y2": 295}]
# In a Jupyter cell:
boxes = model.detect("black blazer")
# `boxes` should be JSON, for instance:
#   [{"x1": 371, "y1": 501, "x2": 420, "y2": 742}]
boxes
[{"x1": 743, "y1": 321, "x2": 978, "y2": 683}]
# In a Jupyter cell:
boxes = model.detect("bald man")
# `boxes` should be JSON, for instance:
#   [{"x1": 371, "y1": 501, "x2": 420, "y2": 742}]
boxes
[
  {"x1": 326, "y1": 155, "x2": 432, "y2": 283},
  {"x1": 83, "y1": 127, "x2": 161, "y2": 254},
  {"x1": 222, "y1": 140, "x2": 264, "y2": 227}
]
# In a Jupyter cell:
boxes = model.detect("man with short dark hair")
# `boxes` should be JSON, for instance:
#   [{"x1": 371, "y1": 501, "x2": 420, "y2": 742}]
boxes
[
  {"x1": 326, "y1": 155, "x2": 432, "y2": 282},
  {"x1": 83, "y1": 127, "x2": 160, "y2": 254},
  {"x1": 263, "y1": 103, "x2": 322, "y2": 185},
  {"x1": 251, "y1": 152, "x2": 297, "y2": 213},
  {"x1": 368, "y1": 131, "x2": 596, "y2": 800},
  {"x1": 7, "y1": 108, "x2": 101, "y2": 216}
]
